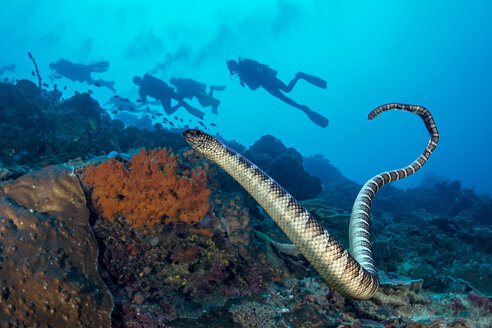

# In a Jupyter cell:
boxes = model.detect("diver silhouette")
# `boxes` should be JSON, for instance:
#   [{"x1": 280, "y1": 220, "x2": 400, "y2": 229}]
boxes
[
  {"x1": 170, "y1": 77, "x2": 226, "y2": 114},
  {"x1": 133, "y1": 74, "x2": 205, "y2": 119},
  {"x1": 0, "y1": 64, "x2": 16, "y2": 76},
  {"x1": 49, "y1": 58, "x2": 116, "y2": 93},
  {"x1": 226, "y1": 57, "x2": 329, "y2": 128}
]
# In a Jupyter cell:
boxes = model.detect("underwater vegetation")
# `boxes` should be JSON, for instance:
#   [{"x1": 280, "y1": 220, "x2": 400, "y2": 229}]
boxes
[
  {"x1": 82, "y1": 148, "x2": 210, "y2": 227},
  {"x1": 0, "y1": 79, "x2": 491, "y2": 327}
]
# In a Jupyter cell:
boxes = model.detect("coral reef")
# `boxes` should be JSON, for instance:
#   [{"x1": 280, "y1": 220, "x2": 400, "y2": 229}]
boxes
[
  {"x1": 0, "y1": 80, "x2": 188, "y2": 168},
  {"x1": 229, "y1": 301, "x2": 279, "y2": 328},
  {"x1": 92, "y1": 212, "x2": 273, "y2": 327},
  {"x1": 372, "y1": 212, "x2": 492, "y2": 296},
  {"x1": 244, "y1": 135, "x2": 322, "y2": 201},
  {"x1": 0, "y1": 165, "x2": 113, "y2": 327},
  {"x1": 1, "y1": 79, "x2": 491, "y2": 327},
  {"x1": 82, "y1": 148, "x2": 210, "y2": 227},
  {"x1": 212, "y1": 191, "x2": 253, "y2": 251}
]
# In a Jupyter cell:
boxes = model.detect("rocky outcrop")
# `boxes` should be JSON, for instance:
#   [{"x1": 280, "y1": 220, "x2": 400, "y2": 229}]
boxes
[{"x1": 0, "y1": 165, "x2": 113, "y2": 327}]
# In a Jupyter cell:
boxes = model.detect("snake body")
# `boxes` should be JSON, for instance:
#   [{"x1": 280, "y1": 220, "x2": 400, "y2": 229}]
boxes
[{"x1": 183, "y1": 103, "x2": 439, "y2": 299}]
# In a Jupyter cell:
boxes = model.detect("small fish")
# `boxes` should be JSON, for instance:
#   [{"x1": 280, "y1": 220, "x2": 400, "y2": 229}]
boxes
[
  {"x1": 169, "y1": 122, "x2": 174, "y2": 127},
  {"x1": 31, "y1": 70, "x2": 35, "y2": 77},
  {"x1": 136, "y1": 99, "x2": 142, "y2": 102},
  {"x1": 199, "y1": 121, "x2": 205, "y2": 127},
  {"x1": 156, "y1": 113, "x2": 163, "y2": 116},
  {"x1": 184, "y1": 124, "x2": 189, "y2": 128},
  {"x1": 94, "y1": 82, "x2": 101, "y2": 87},
  {"x1": 152, "y1": 115, "x2": 156, "y2": 119},
  {"x1": 112, "y1": 110, "x2": 118, "y2": 114},
  {"x1": 145, "y1": 114, "x2": 149, "y2": 118},
  {"x1": 180, "y1": 118, "x2": 183, "y2": 122},
  {"x1": 174, "y1": 116, "x2": 178, "y2": 120},
  {"x1": 129, "y1": 106, "x2": 135, "y2": 110},
  {"x1": 88, "y1": 90, "x2": 93, "y2": 94},
  {"x1": 210, "y1": 123, "x2": 216, "y2": 127},
  {"x1": 63, "y1": 85, "x2": 67, "y2": 90},
  {"x1": 42, "y1": 83, "x2": 49, "y2": 87}
]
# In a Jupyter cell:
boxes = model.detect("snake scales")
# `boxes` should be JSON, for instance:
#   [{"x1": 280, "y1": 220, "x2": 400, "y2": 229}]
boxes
[{"x1": 183, "y1": 103, "x2": 439, "y2": 299}]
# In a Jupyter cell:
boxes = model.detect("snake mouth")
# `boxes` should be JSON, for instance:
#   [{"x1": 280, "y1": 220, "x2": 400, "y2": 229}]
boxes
[{"x1": 183, "y1": 129, "x2": 203, "y2": 147}]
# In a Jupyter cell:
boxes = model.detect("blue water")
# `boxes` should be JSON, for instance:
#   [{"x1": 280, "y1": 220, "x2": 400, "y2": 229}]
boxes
[{"x1": 1, "y1": 0, "x2": 491, "y2": 194}]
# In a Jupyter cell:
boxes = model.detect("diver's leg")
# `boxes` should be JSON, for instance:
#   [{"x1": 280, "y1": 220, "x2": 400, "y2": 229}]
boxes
[
  {"x1": 281, "y1": 76, "x2": 301, "y2": 92},
  {"x1": 263, "y1": 86, "x2": 329, "y2": 127},
  {"x1": 196, "y1": 93, "x2": 220, "y2": 108},
  {"x1": 94, "y1": 79, "x2": 116, "y2": 93},
  {"x1": 161, "y1": 97, "x2": 179, "y2": 115},
  {"x1": 180, "y1": 100, "x2": 205, "y2": 119},
  {"x1": 271, "y1": 75, "x2": 303, "y2": 93},
  {"x1": 263, "y1": 86, "x2": 304, "y2": 109}
]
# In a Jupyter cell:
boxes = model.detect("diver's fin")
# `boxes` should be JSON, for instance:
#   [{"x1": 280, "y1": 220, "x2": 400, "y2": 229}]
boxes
[
  {"x1": 297, "y1": 72, "x2": 327, "y2": 89},
  {"x1": 301, "y1": 107, "x2": 329, "y2": 128},
  {"x1": 196, "y1": 93, "x2": 220, "y2": 108}
]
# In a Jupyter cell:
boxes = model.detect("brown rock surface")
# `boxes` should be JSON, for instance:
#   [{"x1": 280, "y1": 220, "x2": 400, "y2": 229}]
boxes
[{"x1": 0, "y1": 165, "x2": 113, "y2": 327}]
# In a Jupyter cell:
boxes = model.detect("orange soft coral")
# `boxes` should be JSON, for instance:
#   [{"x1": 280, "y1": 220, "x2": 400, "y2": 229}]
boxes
[{"x1": 82, "y1": 148, "x2": 210, "y2": 228}]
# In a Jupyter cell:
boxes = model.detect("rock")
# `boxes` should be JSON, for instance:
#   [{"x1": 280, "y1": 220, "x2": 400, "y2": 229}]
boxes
[
  {"x1": 132, "y1": 292, "x2": 145, "y2": 305},
  {"x1": 213, "y1": 192, "x2": 252, "y2": 251},
  {"x1": 0, "y1": 165, "x2": 113, "y2": 327},
  {"x1": 150, "y1": 236, "x2": 160, "y2": 247}
]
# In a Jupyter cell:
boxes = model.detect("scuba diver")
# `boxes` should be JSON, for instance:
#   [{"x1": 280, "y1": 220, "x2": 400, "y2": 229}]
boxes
[
  {"x1": 0, "y1": 64, "x2": 16, "y2": 76},
  {"x1": 169, "y1": 77, "x2": 226, "y2": 114},
  {"x1": 49, "y1": 58, "x2": 116, "y2": 93},
  {"x1": 133, "y1": 74, "x2": 205, "y2": 119},
  {"x1": 226, "y1": 57, "x2": 329, "y2": 128}
]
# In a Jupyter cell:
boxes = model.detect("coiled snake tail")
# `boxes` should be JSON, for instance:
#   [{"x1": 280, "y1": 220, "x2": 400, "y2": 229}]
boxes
[
  {"x1": 183, "y1": 103, "x2": 438, "y2": 299},
  {"x1": 349, "y1": 103, "x2": 439, "y2": 287}
]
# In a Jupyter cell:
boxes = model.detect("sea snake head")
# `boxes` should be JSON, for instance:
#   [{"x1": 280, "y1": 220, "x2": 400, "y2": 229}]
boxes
[{"x1": 183, "y1": 129, "x2": 224, "y2": 160}]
